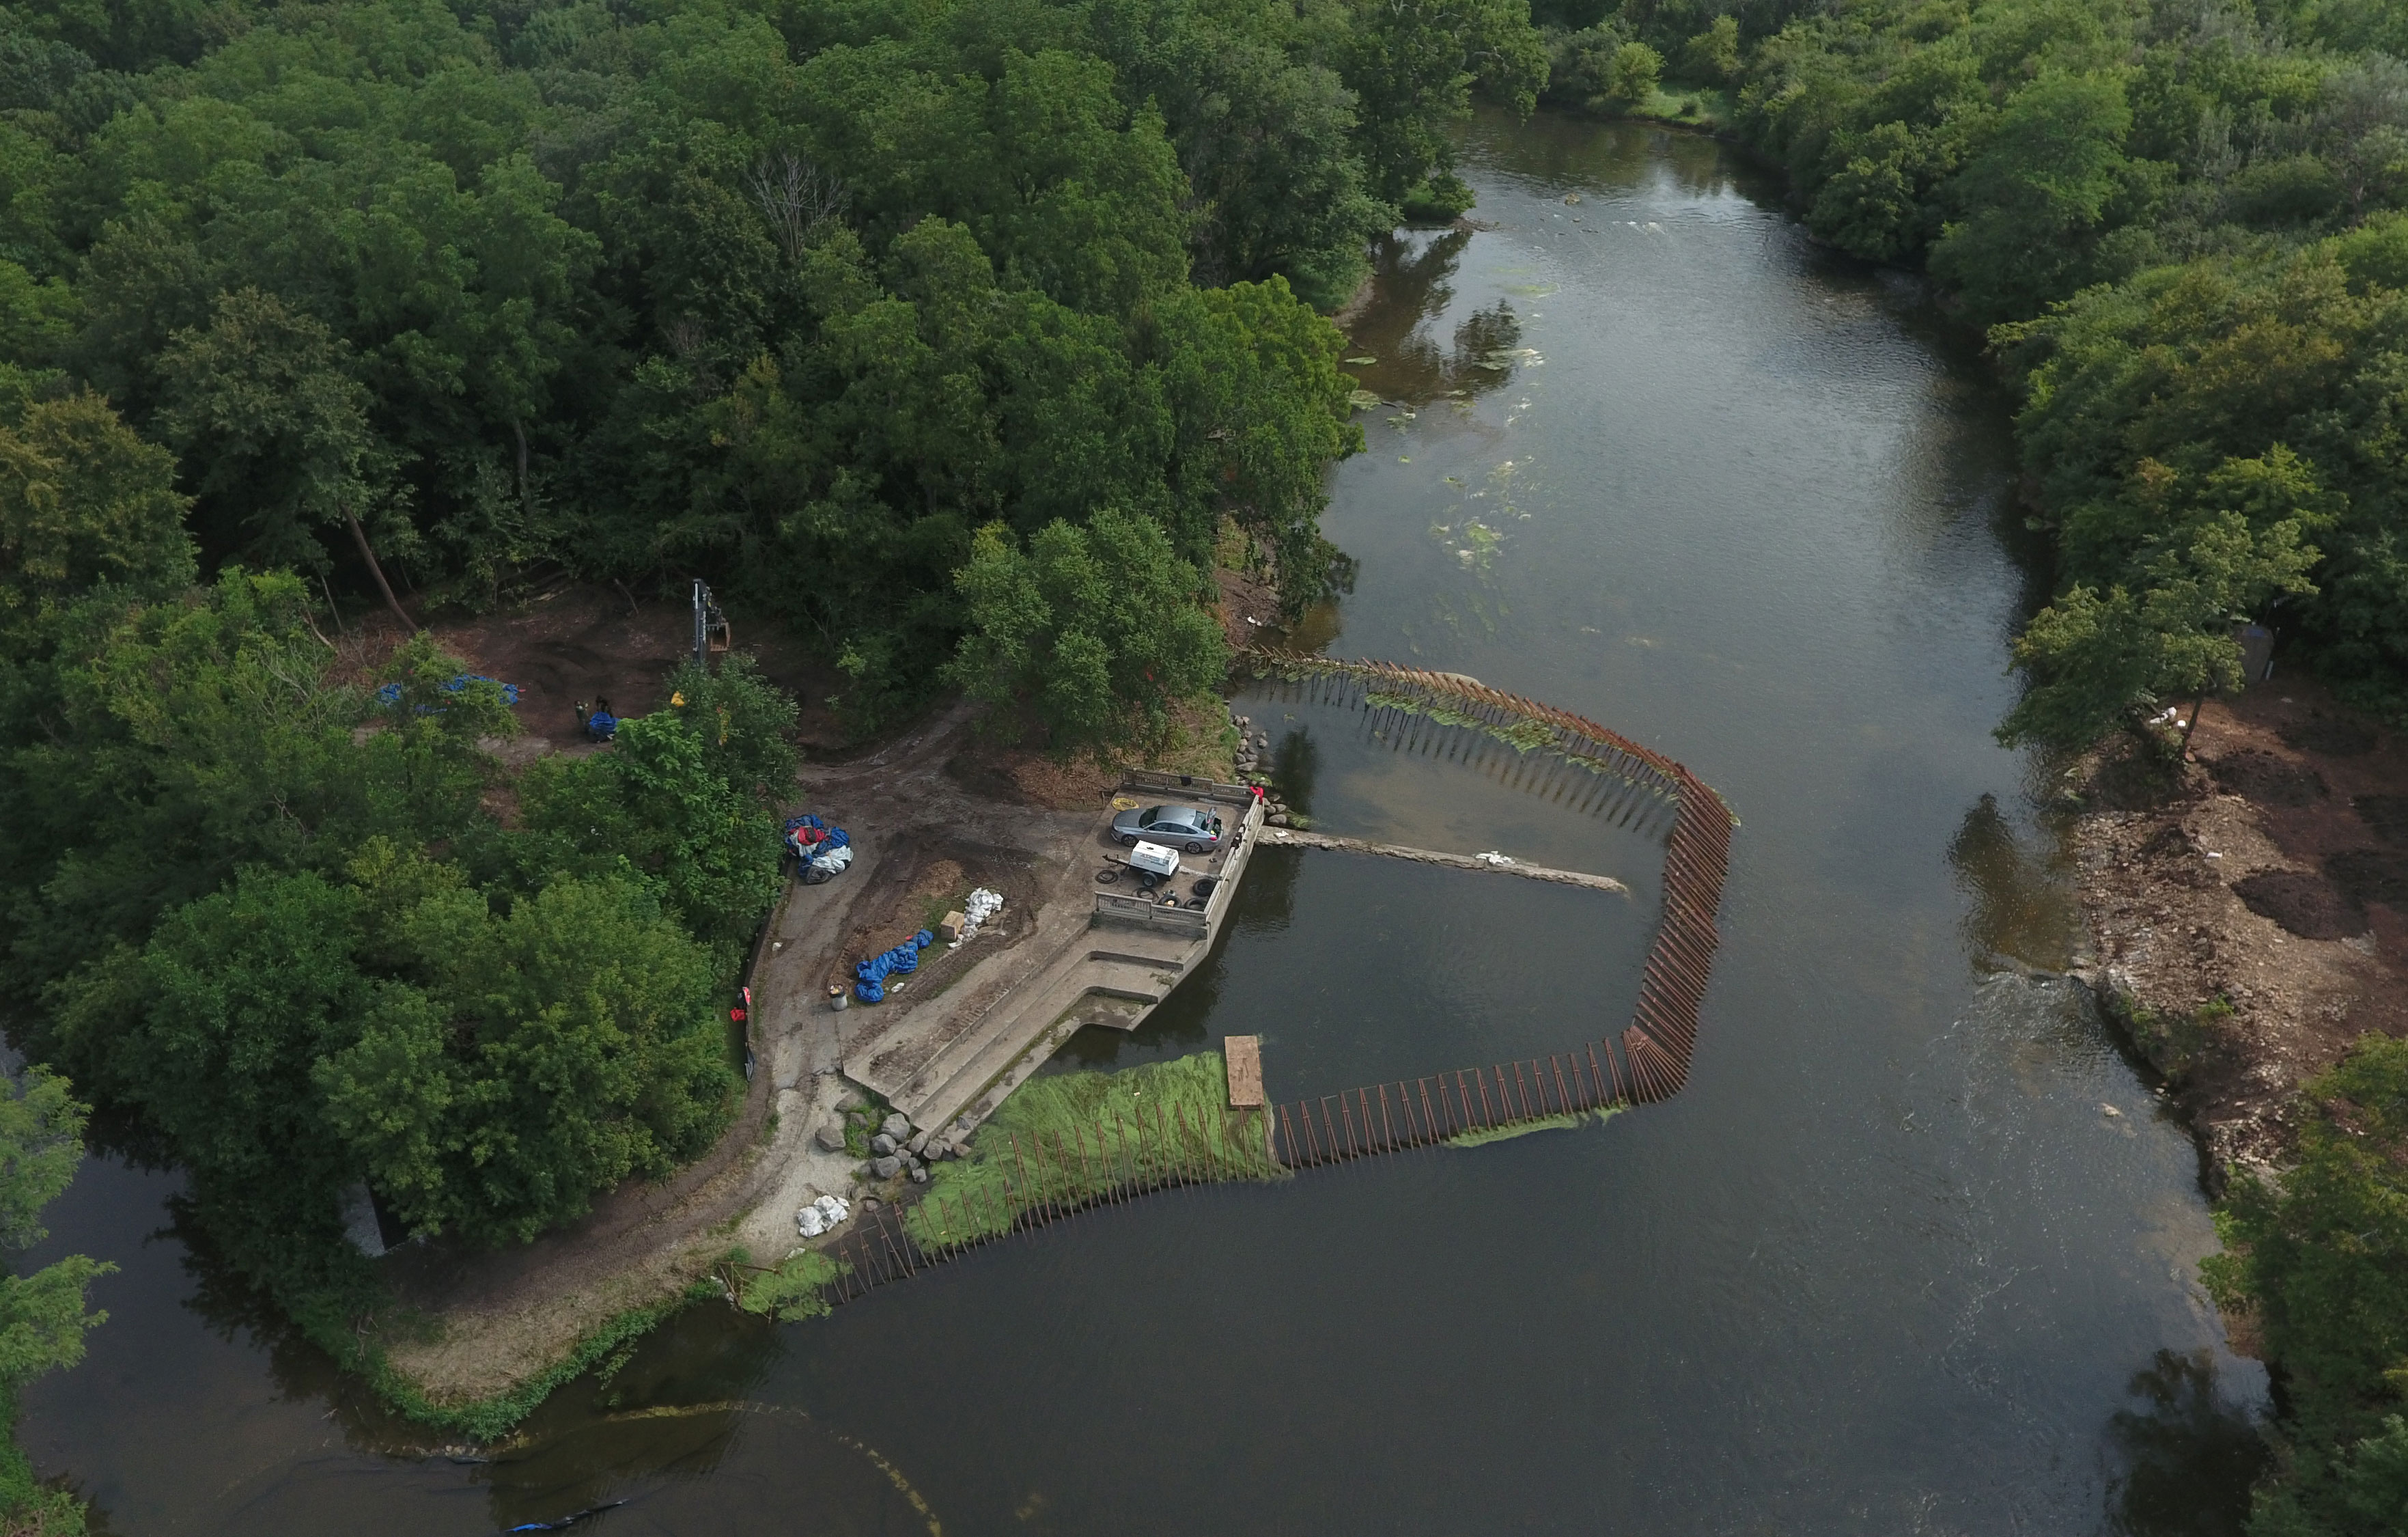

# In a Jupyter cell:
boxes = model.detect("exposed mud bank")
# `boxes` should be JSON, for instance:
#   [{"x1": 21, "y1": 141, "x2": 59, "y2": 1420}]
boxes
[{"x1": 2067, "y1": 680, "x2": 2408, "y2": 1195}]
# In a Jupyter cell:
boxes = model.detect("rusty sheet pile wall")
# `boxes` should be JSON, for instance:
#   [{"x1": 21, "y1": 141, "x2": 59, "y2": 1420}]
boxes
[{"x1": 803, "y1": 653, "x2": 1735, "y2": 1310}]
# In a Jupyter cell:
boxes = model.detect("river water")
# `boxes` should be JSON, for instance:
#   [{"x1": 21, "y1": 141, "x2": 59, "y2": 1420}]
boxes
[{"x1": 24, "y1": 113, "x2": 2267, "y2": 1535}]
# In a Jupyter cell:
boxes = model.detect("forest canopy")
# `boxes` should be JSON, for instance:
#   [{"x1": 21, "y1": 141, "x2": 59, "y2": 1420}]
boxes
[{"x1": 0, "y1": 0, "x2": 1565, "y2": 734}]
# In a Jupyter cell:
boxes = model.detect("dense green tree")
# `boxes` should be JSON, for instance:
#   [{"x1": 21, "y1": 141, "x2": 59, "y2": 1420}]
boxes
[
  {"x1": 1683, "y1": 16, "x2": 1739, "y2": 82},
  {"x1": 0, "y1": 387, "x2": 191, "y2": 649},
  {"x1": 515, "y1": 665, "x2": 789, "y2": 947},
  {"x1": 948, "y1": 506, "x2": 1229, "y2": 747},
  {"x1": 51, "y1": 866, "x2": 374, "y2": 1275},
  {"x1": 0, "y1": 570, "x2": 507, "y2": 991},
  {"x1": 319, "y1": 864, "x2": 732, "y2": 1245},
  {"x1": 0, "y1": 1065, "x2": 108, "y2": 1536},
  {"x1": 2206, "y1": 1036, "x2": 2408, "y2": 1535},
  {"x1": 1605, "y1": 40, "x2": 1662, "y2": 104},
  {"x1": 1927, "y1": 72, "x2": 2155, "y2": 324},
  {"x1": 1342, "y1": 0, "x2": 1548, "y2": 214},
  {"x1": 155, "y1": 288, "x2": 400, "y2": 581}
]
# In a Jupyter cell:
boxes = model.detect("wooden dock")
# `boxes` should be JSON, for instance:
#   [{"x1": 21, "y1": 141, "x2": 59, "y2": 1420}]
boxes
[
  {"x1": 1224, "y1": 1035, "x2": 1265, "y2": 1107},
  {"x1": 1256, "y1": 827, "x2": 1627, "y2": 894}
]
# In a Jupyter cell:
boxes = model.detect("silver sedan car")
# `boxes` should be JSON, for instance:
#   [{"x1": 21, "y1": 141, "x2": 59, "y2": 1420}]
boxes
[{"x1": 1110, "y1": 804, "x2": 1224, "y2": 853}]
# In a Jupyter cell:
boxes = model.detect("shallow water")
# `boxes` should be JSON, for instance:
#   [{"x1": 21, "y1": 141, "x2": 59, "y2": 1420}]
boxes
[{"x1": 23, "y1": 112, "x2": 2265, "y2": 1535}]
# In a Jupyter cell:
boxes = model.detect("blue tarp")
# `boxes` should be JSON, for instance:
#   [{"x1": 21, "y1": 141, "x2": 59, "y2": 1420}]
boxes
[
  {"x1": 376, "y1": 674, "x2": 520, "y2": 710},
  {"x1": 854, "y1": 929, "x2": 934, "y2": 1003}
]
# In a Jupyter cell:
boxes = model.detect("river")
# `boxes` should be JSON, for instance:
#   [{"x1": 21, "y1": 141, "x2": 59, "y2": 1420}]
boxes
[{"x1": 22, "y1": 111, "x2": 2267, "y2": 1536}]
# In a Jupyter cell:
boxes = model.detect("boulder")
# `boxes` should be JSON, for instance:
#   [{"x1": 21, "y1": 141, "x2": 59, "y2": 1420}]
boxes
[
  {"x1": 835, "y1": 1088, "x2": 866, "y2": 1112},
  {"x1": 869, "y1": 1132, "x2": 897, "y2": 1156},
  {"x1": 953, "y1": 1116, "x2": 977, "y2": 1137},
  {"x1": 908, "y1": 1164, "x2": 930, "y2": 1184},
  {"x1": 880, "y1": 1112, "x2": 911, "y2": 1141},
  {"x1": 904, "y1": 1130, "x2": 929, "y2": 1156},
  {"x1": 871, "y1": 1154, "x2": 902, "y2": 1180},
  {"x1": 813, "y1": 1119, "x2": 849, "y2": 1153}
]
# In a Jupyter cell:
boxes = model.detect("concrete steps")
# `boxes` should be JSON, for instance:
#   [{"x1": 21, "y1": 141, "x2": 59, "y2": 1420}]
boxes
[
  {"x1": 848, "y1": 791, "x2": 1266, "y2": 1136},
  {"x1": 886, "y1": 937, "x2": 1195, "y2": 1128}
]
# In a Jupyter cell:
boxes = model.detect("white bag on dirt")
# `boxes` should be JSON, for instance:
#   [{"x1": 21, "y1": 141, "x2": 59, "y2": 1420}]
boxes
[
  {"x1": 796, "y1": 1193, "x2": 850, "y2": 1237},
  {"x1": 950, "y1": 886, "x2": 1005, "y2": 949},
  {"x1": 802, "y1": 843, "x2": 853, "y2": 883}
]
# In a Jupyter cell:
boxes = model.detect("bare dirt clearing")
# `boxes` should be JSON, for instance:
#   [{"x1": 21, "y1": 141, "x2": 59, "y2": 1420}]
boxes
[
  {"x1": 2075, "y1": 679, "x2": 2408, "y2": 1182},
  {"x1": 339, "y1": 583, "x2": 851, "y2": 753}
]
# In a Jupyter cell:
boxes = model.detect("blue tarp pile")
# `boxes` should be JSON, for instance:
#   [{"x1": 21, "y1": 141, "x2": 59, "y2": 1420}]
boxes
[
  {"x1": 785, "y1": 814, "x2": 850, "y2": 850},
  {"x1": 376, "y1": 674, "x2": 521, "y2": 712},
  {"x1": 854, "y1": 929, "x2": 933, "y2": 1003}
]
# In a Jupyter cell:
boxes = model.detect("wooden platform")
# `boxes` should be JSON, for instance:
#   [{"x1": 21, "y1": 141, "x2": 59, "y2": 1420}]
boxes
[
  {"x1": 1256, "y1": 827, "x2": 1627, "y2": 894},
  {"x1": 1224, "y1": 1035, "x2": 1264, "y2": 1107}
]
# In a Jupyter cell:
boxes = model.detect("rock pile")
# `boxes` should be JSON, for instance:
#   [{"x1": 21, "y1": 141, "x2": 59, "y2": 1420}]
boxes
[
  {"x1": 854, "y1": 1108, "x2": 977, "y2": 1185},
  {"x1": 1229, "y1": 708, "x2": 1302, "y2": 825}
]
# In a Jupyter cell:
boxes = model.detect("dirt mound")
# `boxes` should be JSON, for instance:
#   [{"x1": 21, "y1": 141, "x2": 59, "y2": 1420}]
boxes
[
  {"x1": 2326, "y1": 848, "x2": 2408, "y2": 908},
  {"x1": 2208, "y1": 749, "x2": 2328, "y2": 807},
  {"x1": 2280, "y1": 714, "x2": 2379, "y2": 757},
  {"x1": 2355, "y1": 794, "x2": 2408, "y2": 847},
  {"x1": 2231, "y1": 870, "x2": 2368, "y2": 940},
  {"x1": 2086, "y1": 737, "x2": 2189, "y2": 810}
]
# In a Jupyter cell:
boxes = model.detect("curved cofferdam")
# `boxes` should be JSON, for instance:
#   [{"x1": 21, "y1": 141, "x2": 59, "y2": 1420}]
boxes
[{"x1": 808, "y1": 652, "x2": 1737, "y2": 1307}]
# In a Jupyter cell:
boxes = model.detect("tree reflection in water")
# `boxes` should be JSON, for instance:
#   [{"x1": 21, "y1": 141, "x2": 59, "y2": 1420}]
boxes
[
  {"x1": 1946, "y1": 792, "x2": 2080, "y2": 973},
  {"x1": 2104, "y1": 1348, "x2": 2267, "y2": 1537}
]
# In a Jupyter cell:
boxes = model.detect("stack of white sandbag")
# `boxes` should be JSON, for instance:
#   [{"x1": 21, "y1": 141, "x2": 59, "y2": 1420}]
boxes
[
  {"x1": 796, "y1": 1192, "x2": 851, "y2": 1237},
  {"x1": 949, "y1": 887, "x2": 1005, "y2": 950}
]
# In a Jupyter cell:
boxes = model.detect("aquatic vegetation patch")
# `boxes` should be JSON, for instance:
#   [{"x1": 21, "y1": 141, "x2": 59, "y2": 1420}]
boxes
[
  {"x1": 904, "y1": 1053, "x2": 1287, "y2": 1249},
  {"x1": 732, "y1": 1250, "x2": 846, "y2": 1323},
  {"x1": 1445, "y1": 1106, "x2": 1619, "y2": 1148},
  {"x1": 1364, "y1": 689, "x2": 1560, "y2": 753}
]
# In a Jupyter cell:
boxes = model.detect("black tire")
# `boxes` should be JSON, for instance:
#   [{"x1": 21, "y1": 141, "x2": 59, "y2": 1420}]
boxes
[
  {"x1": 1185, "y1": 840, "x2": 1205, "y2": 855},
  {"x1": 1115, "y1": 832, "x2": 1136, "y2": 846},
  {"x1": 1095, "y1": 868, "x2": 1120, "y2": 885}
]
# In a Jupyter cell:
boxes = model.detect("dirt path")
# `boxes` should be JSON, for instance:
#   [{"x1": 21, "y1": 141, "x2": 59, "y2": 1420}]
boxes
[{"x1": 2073, "y1": 679, "x2": 2408, "y2": 1187}]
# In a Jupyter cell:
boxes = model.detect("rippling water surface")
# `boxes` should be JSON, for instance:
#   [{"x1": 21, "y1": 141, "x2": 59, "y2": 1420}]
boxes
[{"x1": 23, "y1": 112, "x2": 2265, "y2": 1536}]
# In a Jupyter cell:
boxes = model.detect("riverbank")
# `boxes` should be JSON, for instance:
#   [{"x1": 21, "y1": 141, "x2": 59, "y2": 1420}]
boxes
[{"x1": 2069, "y1": 680, "x2": 2408, "y2": 1193}]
